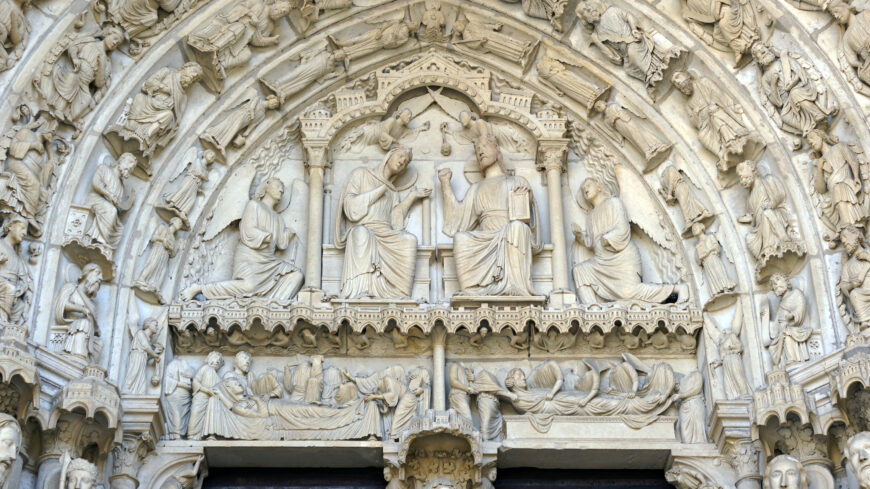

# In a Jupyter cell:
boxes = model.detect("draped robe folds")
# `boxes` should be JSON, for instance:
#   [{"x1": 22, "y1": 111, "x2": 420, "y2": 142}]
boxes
[
  {"x1": 819, "y1": 143, "x2": 866, "y2": 228},
  {"x1": 0, "y1": 238, "x2": 31, "y2": 324},
  {"x1": 122, "y1": 329, "x2": 154, "y2": 394},
  {"x1": 85, "y1": 164, "x2": 126, "y2": 248},
  {"x1": 5, "y1": 130, "x2": 48, "y2": 219},
  {"x1": 841, "y1": 253, "x2": 870, "y2": 323},
  {"x1": 448, "y1": 364, "x2": 473, "y2": 420},
  {"x1": 688, "y1": 79, "x2": 752, "y2": 159},
  {"x1": 264, "y1": 51, "x2": 334, "y2": 103},
  {"x1": 604, "y1": 104, "x2": 670, "y2": 161},
  {"x1": 720, "y1": 333, "x2": 750, "y2": 398},
  {"x1": 163, "y1": 159, "x2": 208, "y2": 218},
  {"x1": 200, "y1": 95, "x2": 268, "y2": 155},
  {"x1": 200, "y1": 198, "x2": 302, "y2": 300},
  {"x1": 769, "y1": 289, "x2": 811, "y2": 366},
  {"x1": 443, "y1": 175, "x2": 541, "y2": 296},
  {"x1": 113, "y1": 0, "x2": 184, "y2": 37},
  {"x1": 843, "y1": 11, "x2": 870, "y2": 83},
  {"x1": 594, "y1": 8, "x2": 682, "y2": 87},
  {"x1": 474, "y1": 370, "x2": 506, "y2": 441},
  {"x1": 46, "y1": 38, "x2": 110, "y2": 122},
  {"x1": 684, "y1": 0, "x2": 758, "y2": 54},
  {"x1": 762, "y1": 56, "x2": 832, "y2": 135},
  {"x1": 187, "y1": 364, "x2": 220, "y2": 439},
  {"x1": 745, "y1": 174, "x2": 796, "y2": 261},
  {"x1": 56, "y1": 284, "x2": 98, "y2": 358},
  {"x1": 135, "y1": 222, "x2": 175, "y2": 292},
  {"x1": 573, "y1": 196, "x2": 677, "y2": 302},
  {"x1": 126, "y1": 67, "x2": 187, "y2": 145},
  {"x1": 696, "y1": 233, "x2": 736, "y2": 295},
  {"x1": 335, "y1": 167, "x2": 417, "y2": 299}
]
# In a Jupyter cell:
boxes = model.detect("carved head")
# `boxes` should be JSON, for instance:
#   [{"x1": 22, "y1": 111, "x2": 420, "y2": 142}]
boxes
[
  {"x1": 2, "y1": 215, "x2": 27, "y2": 245},
  {"x1": 580, "y1": 178, "x2": 605, "y2": 207},
  {"x1": 79, "y1": 263, "x2": 103, "y2": 297},
  {"x1": 458, "y1": 110, "x2": 474, "y2": 127},
  {"x1": 577, "y1": 0, "x2": 603, "y2": 25},
  {"x1": 178, "y1": 62, "x2": 203, "y2": 89},
  {"x1": 806, "y1": 129, "x2": 829, "y2": 152},
  {"x1": 256, "y1": 177, "x2": 285, "y2": 205},
  {"x1": 842, "y1": 226, "x2": 864, "y2": 255},
  {"x1": 310, "y1": 355, "x2": 323, "y2": 368},
  {"x1": 235, "y1": 351, "x2": 252, "y2": 374},
  {"x1": 269, "y1": 0, "x2": 293, "y2": 19},
  {"x1": 266, "y1": 95, "x2": 280, "y2": 110},
  {"x1": 536, "y1": 56, "x2": 563, "y2": 79},
  {"x1": 763, "y1": 455, "x2": 807, "y2": 489},
  {"x1": 670, "y1": 71, "x2": 694, "y2": 96},
  {"x1": 169, "y1": 217, "x2": 184, "y2": 232},
  {"x1": 736, "y1": 161, "x2": 757, "y2": 189},
  {"x1": 100, "y1": 26, "x2": 124, "y2": 51},
  {"x1": 845, "y1": 432, "x2": 870, "y2": 488},
  {"x1": 383, "y1": 145, "x2": 412, "y2": 180},
  {"x1": 65, "y1": 458, "x2": 98, "y2": 489},
  {"x1": 828, "y1": 0, "x2": 853, "y2": 25},
  {"x1": 203, "y1": 149, "x2": 217, "y2": 165},
  {"x1": 751, "y1": 42, "x2": 775, "y2": 66},
  {"x1": 117, "y1": 152, "x2": 137, "y2": 179},
  {"x1": 0, "y1": 414, "x2": 21, "y2": 487},
  {"x1": 453, "y1": 19, "x2": 466, "y2": 35},
  {"x1": 504, "y1": 368, "x2": 527, "y2": 391},
  {"x1": 691, "y1": 222, "x2": 705, "y2": 238},
  {"x1": 473, "y1": 135, "x2": 504, "y2": 173},
  {"x1": 397, "y1": 109, "x2": 413, "y2": 125},
  {"x1": 143, "y1": 317, "x2": 159, "y2": 335},
  {"x1": 592, "y1": 100, "x2": 607, "y2": 113},
  {"x1": 206, "y1": 351, "x2": 223, "y2": 369},
  {"x1": 769, "y1": 273, "x2": 791, "y2": 298}
]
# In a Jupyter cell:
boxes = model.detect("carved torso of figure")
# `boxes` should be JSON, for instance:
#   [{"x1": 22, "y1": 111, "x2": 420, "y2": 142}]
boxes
[
  {"x1": 683, "y1": 0, "x2": 759, "y2": 60},
  {"x1": 770, "y1": 287, "x2": 810, "y2": 367},
  {"x1": 841, "y1": 10, "x2": 870, "y2": 85},
  {"x1": 111, "y1": 0, "x2": 184, "y2": 38},
  {"x1": 56, "y1": 268, "x2": 101, "y2": 360},
  {"x1": 0, "y1": 0, "x2": 29, "y2": 71},
  {"x1": 840, "y1": 229, "x2": 870, "y2": 327},
  {"x1": 813, "y1": 138, "x2": 866, "y2": 230},
  {"x1": 719, "y1": 330, "x2": 750, "y2": 398},
  {"x1": 742, "y1": 171, "x2": 801, "y2": 262},
  {"x1": 84, "y1": 162, "x2": 128, "y2": 248},
  {"x1": 163, "y1": 157, "x2": 209, "y2": 220},
  {"x1": 600, "y1": 102, "x2": 671, "y2": 164},
  {"x1": 536, "y1": 56, "x2": 608, "y2": 110},
  {"x1": 686, "y1": 77, "x2": 753, "y2": 164},
  {"x1": 0, "y1": 220, "x2": 32, "y2": 325},
  {"x1": 2, "y1": 117, "x2": 54, "y2": 223}
]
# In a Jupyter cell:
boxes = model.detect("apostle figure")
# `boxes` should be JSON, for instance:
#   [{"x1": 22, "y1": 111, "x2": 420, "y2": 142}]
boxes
[
  {"x1": 133, "y1": 216, "x2": 184, "y2": 303},
  {"x1": 0, "y1": 414, "x2": 20, "y2": 488},
  {"x1": 830, "y1": 0, "x2": 870, "y2": 88},
  {"x1": 736, "y1": 160, "x2": 805, "y2": 277},
  {"x1": 334, "y1": 145, "x2": 429, "y2": 299},
  {"x1": 199, "y1": 89, "x2": 279, "y2": 157},
  {"x1": 807, "y1": 129, "x2": 867, "y2": 233},
  {"x1": 84, "y1": 152, "x2": 136, "y2": 250},
  {"x1": 672, "y1": 370, "x2": 708, "y2": 443},
  {"x1": 158, "y1": 149, "x2": 215, "y2": 226},
  {"x1": 692, "y1": 222, "x2": 737, "y2": 299},
  {"x1": 573, "y1": 177, "x2": 687, "y2": 304},
  {"x1": 845, "y1": 432, "x2": 870, "y2": 489},
  {"x1": 180, "y1": 177, "x2": 303, "y2": 301},
  {"x1": 0, "y1": 215, "x2": 31, "y2": 326},
  {"x1": 187, "y1": 351, "x2": 222, "y2": 440},
  {"x1": 751, "y1": 43, "x2": 838, "y2": 138},
  {"x1": 439, "y1": 135, "x2": 541, "y2": 297},
  {"x1": 659, "y1": 165, "x2": 714, "y2": 237},
  {"x1": 764, "y1": 455, "x2": 807, "y2": 489},
  {"x1": 56, "y1": 263, "x2": 102, "y2": 361},
  {"x1": 122, "y1": 317, "x2": 163, "y2": 394},
  {"x1": 839, "y1": 226, "x2": 870, "y2": 332},
  {"x1": 766, "y1": 273, "x2": 810, "y2": 368},
  {"x1": 681, "y1": 0, "x2": 762, "y2": 65},
  {"x1": 164, "y1": 359, "x2": 193, "y2": 440}
]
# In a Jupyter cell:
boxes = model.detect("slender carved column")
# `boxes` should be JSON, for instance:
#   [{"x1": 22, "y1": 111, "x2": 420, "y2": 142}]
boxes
[
  {"x1": 302, "y1": 139, "x2": 330, "y2": 291},
  {"x1": 432, "y1": 325, "x2": 447, "y2": 411},
  {"x1": 537, "y1": 139, "x2": 573, "y2": 303}
]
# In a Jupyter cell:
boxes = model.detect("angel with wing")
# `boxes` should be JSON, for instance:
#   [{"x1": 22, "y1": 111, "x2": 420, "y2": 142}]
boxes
[
  {"x1": 455, "y1": 110, "x2": 529, "y2": 154},
  {"x1": 341, "y1": 108, "x2": 430, "y2": 153},
  {"x1": 572, "y1": 174, "x2": 688, "y2": 304},
  {"x1": 179, "y1": 176, "x2": 303, "y2": 301},
  {"x1": 122, "y1": 316, "x2": 165, "y2": 394},
  {"x1": 704, "y1": 310, "x2": 750, "y2": 399}
]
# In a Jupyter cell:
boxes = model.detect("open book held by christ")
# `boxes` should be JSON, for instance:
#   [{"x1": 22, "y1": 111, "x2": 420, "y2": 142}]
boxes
[{"x1": 509, "y1": 187, "x2": 531, "y2": 223}]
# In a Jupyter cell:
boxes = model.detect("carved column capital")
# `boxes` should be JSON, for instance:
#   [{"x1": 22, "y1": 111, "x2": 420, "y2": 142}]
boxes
[
  {"x1": 109, "y1": 432, "x2": 154, "y2": 489},
  {"x1": 536, "y1": 138, "x2": 570, "y2": 174},
  {"x1": 726, "y1": 438, "x2": 762, "y2": 485},
  {"x1": 302, "y1": 138, "x2": 332, "y2": 171}
]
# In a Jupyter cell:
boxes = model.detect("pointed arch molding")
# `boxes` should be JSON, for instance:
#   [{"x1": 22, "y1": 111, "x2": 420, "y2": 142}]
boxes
[{"x1": 0, "y1": 0, "x2": 867, "y2": 485}]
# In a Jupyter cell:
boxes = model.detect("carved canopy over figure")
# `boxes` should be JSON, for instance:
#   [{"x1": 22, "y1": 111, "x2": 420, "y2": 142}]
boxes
[
  {"x1": 829, "y1": 0, "x2": 870, "y2": 89},
  {"x1": 334, "y1": 145, "x2": 430, "y2": 299},
  {"x1": 577, "y1": 0, "x2": 684, "y2": 94},
  {"x1": 572, "y1": 177, "x2": 687, "y2": 304},
  {"x1": 200, "y1": 88, "x2": 279, "y2": 157},
  {"x1": 104, "y1": 62, "x2": 203, "y2": 159},
  {"x1": 764, "y1": 273, "x2": 810, "y2": 368},
  {"x1": 180, "y1": 177, "x2": 303, "y2": 301},
  {"x1": 845, "y1": 432, "x2": 870, "y2": 489},
  {"x1": 83, "y1": 152, "x2": 136, "y2": 251},
  {"x1": 593, "y1": 100, "x2": 672, "y2": 171},
  {"x1": 671, "y1": 71, "x2": 762, "y2": 172},
  {"x1": 187, "y1": 0, "x2": 292, "y2": 89},
  {"x1": 839, "y1": 226, "x2": 870, "y2": 333},
  {"x1": 0, "y1": 107, "x2": 67, "y2": 236},
  {"x1": 763, "y1": 455, "x2": 808, "y2": 489},
  {"x1": 751, "y1": 43, "x2": 838, "y2": 139},
  {"x1": 0, "y1": 215, "x2": 31, "y2": 326},
  {"x1": 439, "y1": 135, "x2": 541, "y2": 297},
  {"x1": 56, "y1": 263, "x2": 103, "y2": 362},
  {"x1": 0, "y1": 414, "x2": 20, "y2": 488},
  {"x1": 736, "y1": 161, "x2": 805, "y2": 279},
  {"x1": 807, "y1": 129, "x2": 868, "y2": 234},
  {"x1": 681, "y1": 0, "x2": 763, "y2": 64},
  {"x1": 34, "y1": 26, "x2": 124, "y2": 136},
  {"x1": 0, "y1": 0, "x2": 29, "y2": 72}
]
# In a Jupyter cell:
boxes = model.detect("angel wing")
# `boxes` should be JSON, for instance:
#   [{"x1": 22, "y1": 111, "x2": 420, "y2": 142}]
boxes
[
  {"x1": 730, "y1": 304, "x2": 743, "y2": 337},
  {"x1": 202, "y1": 163, "x2": 258, "y2": 241},
  {"x1": 398, "y1": 89, "x2": 438, "y2": 119},
  {"x1": 489, "y1": 121, "x2": 529, "y2": 153},
  {"x1": 281, "y1": 178, "x2": 309, "y2": 264},
  {"x1": 703, "y1": 313, "x2": 721, "y2": 345},
  {"x1": 621, "y1": 351, "x2": 652, "y2": 373},
  {"x1": 125, "y1": 293, "x2": 140, "y2": 341},
  {"x1": 429, "y1": 87, "x2": 470, "y2": 120},
  {"x1": 167, "y1": 146, "x2": 199, "y2": 184},
  {"x1": 615, "y1": 164, "x2": 676, "y2": 252}
]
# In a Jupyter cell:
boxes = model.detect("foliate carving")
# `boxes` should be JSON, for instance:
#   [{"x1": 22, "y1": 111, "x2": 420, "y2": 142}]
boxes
[
  {"x1": 186, "y1": 0, "x2": 292, "y2": 92},
  {"x1": 0, "y1": 0, "x2": 29, "y2": 72},
  {"x1": 807, "y1": 130, "x2": 869, "y2": 238},
  {"x1": 751, "y1": 43, "x2": 839, "y2": 143},
  {"x1": 34, "y1": 26, "x2": 124, "y2": 136},
  {"x1": 680, "y1": 0, "x2": 766, "y2": 65},
  {"x1": 450, "y1": 13, "x2": 539, "y2": 69},
  {"x1": 439, "y1": 135, "x2": 541, "y2": 298},
  {"x1": 0, "y1": 215, "x2": 32, "y2": 327},
  {"x1": 844, "y1": 432, "x2": 870, "y2": 488},
  {"x1": 179, "y1": 177, "x2": 304, "y2": 302},
  {"x1": 670, "y1": 71, "x2": 764, "y2": 173},
  {"x1": 764, "y1": 455, "x2": 808, "y2": 489},
  {"x1": 404, "y1": 449, "x2": 474, "y2": 488},
  {"x1": 199, "y1": 88, "x2": 279, "y2": 158},
  {"x1": 736, "y1": 162, "x2": 806, "y2": 281},
  {"x1": 763, "y1": 273, "x2": 811, "y2": 368},
  {"x1": 110, "y1": 432, "x2": 154, "y2": 489},
  {"x1": 62, "y1": 152, "x2": 136, "y2": 280},
  {"x1": 726, "y1": 438, "x2": 761, "y2": 483},
  {"x1": 593, "y1": 100, "x2": 672, "y2": 172},
  {"x1": 577, "y1": 0, "x2": 685, "y2": 97},
  {"x1": 0, "y1": 414, "x2": 20, "y2": 488},
  {"x1": 774, "y1": 423, "x2": 828, "y2": 462},
  {"x1": 122, "y1": 317, "x2": 164, "y2": 395},
  {"x1": 334, "y1": 145, "x2": 430, "y2": 299},
  {"x1": 536, "y1": 53, "x2": 611, "y2": 113},
  {"x1": 55, "y1": 263, "x2": 103, "y2": 363},
  {"x1": 573, "y1": 176, "x2": 688, "y2": 304},
  {"x1": 103, "y1": 62, "x2": 203, "y2": 161},
  {"x1": 0, "y1": 106, "x2": 70, "y2": 237}
]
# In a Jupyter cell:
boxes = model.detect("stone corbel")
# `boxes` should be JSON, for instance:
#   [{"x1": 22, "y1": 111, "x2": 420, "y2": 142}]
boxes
[
  {"x1": 0, "y1": 324, "x2": 38, "y2": 419},
  {"x1": 535, "y1": 138, "x2": 575, "y2": 307}
]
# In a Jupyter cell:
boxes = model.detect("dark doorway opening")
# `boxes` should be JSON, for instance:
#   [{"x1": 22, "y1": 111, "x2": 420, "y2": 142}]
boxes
[{"x1": 496, "y1": 468, "x2": 673, "y2": 489}]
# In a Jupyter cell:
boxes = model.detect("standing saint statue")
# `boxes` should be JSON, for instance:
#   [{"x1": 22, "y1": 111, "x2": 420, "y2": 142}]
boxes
[
  {"x1": 830, "y1": 0, "x2": 870, "y2": 88},
  {"x1": 572, "y1": 178, "x2": 687, "y2": 304},
  {"x1": 705, "y1": 311, "x2": 751, "y2": 399},
  {"x1": 133, "y1": 216, "x2": 184, "y2": 304},
  {"x1": 164, "y1": 359, "x2": 193, "y2": 440},
  {"x1": 593, "y1": 100, "x2": 672, "y2": 171},
  {"x1": 188, "y1": 351, "x2": 223, "y2": 440},
  {"x1": 83, "y1": 152, "x2": 137, "y2": 251},
  {"x1": 0, "y1": 215, "x2": 31, "y2": 326},
  {"x1": 179, "y1": 177, "x2": 303, "y2": 301},
  {"x1": 157, "y1": 149, "x2": 215, "y2": 227},
  {"x1": 807, "y1": 129, "x2": 867, "y2": 234},
  {"x1": 764, "y1": 272, "x2": 810, "y2": 368},
  {"x1": 438, "y1": 135, "x2": 541, "y2": 297},
  {"x1": 334, "y1": 145, "x2": 430, "y2": 299},
  {"x1": 122, "y1": 317, "x2": 163, "y2": 394},
  {"x1": 839, "y1": 226, "x2": 870, "y2": 333},
  {"x1": 692, "y1": 222, "x2": 737, "y2": 301},
  {"x1": 56, "y1": 263, "x2": 103, "y2": 362}
]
